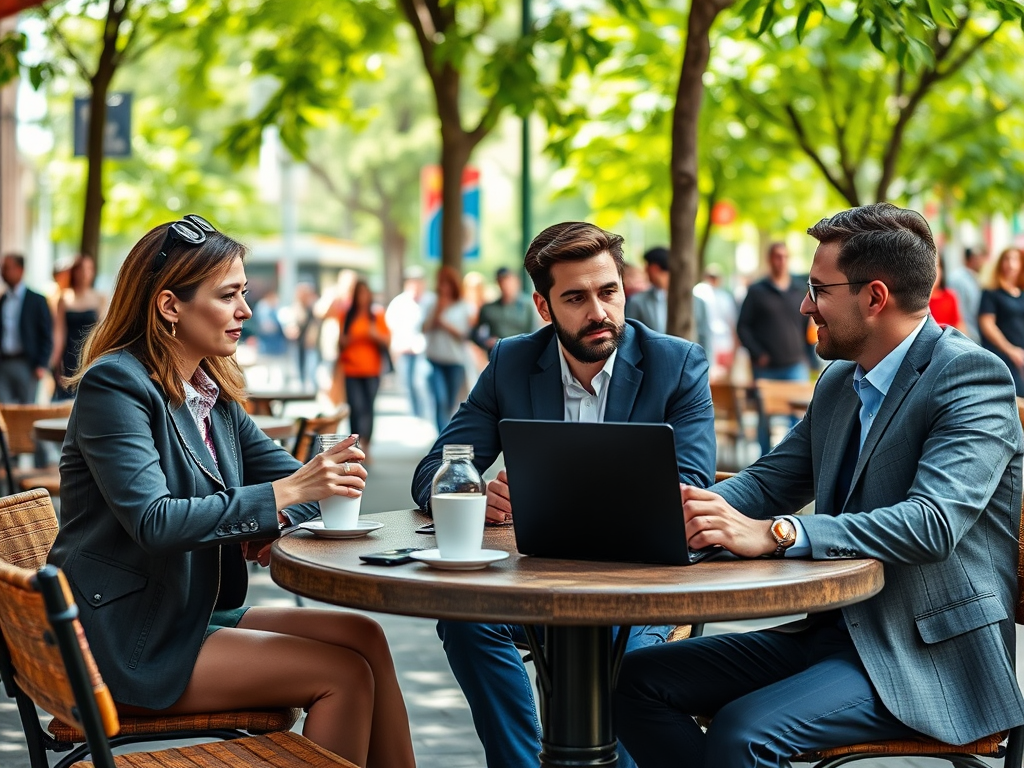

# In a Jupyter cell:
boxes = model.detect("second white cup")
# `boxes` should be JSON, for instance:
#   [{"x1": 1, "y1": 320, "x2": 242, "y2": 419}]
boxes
[{"x1": 431, "y1": 492, "x2": 486, "y2": 558}]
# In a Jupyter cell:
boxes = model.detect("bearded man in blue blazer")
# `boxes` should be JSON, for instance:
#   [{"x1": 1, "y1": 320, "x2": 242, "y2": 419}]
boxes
[
  {"x1": 412, "y1": 222, "x2": 716, "y2": 768},
  {"x1": 615, "y1": 203, "x2": 1024, "y2": 767}
]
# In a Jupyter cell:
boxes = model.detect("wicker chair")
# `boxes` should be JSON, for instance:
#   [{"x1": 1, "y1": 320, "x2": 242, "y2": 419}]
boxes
[
  {"x1": 0, "y1": 489, "x2": 301, "y2": 768},
  {"x1": 0, "y1": 556, "x2": 358, "y2": 768},
  {"x1": 290, "y1": 406, "x2": 351, "y2": 463},
  {"x1": 0, "y1": 401, "x2": 74, "y2": 496}
]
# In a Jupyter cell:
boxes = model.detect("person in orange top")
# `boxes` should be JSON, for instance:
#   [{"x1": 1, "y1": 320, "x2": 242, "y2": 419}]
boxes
[{"x1": 339, "y1": 280, "x2": 391, "y2": 458}]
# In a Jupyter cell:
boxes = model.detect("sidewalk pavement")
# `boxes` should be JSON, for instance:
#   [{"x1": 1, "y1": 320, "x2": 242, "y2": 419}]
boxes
[{"x1": 0, "y1": 383, "x2": 1009, "y2": 766}]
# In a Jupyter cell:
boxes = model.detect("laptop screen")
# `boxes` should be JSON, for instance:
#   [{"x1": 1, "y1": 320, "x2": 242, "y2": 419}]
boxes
[{"x1": 498, "y1": 419, "x2": 701, "y2": 565}]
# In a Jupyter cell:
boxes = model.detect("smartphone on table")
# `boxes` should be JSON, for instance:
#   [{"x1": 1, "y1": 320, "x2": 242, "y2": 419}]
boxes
[{"x1": 358, "y1": 547, "x2": 425, "y2": 566}]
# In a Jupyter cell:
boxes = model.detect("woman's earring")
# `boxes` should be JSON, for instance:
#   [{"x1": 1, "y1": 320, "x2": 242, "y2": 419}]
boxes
[{"x1": 171, "y1": 322, "x2": 176, "y2": 338}]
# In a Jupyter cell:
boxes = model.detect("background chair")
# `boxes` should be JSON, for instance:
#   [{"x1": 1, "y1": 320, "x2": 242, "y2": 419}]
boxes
[
  {"x1": 0, "y1": 410, "x2": 16, "y2": 495},
  {"x1": 0, "y1": 402, "x2": 74, "y2": 497},
  {"x1": 0, "y1": 556, "x2": 358, "y2": 768},
  {"x1": 753, "y1": 379, "x2": 815, "y2": 451},
  {"x1": 290, "y1": 406, "x2": 351, "y2": 463},
  {"x1": 709, "y1": 383, "x2": 749, "y2": 471},
  {"x1": 0, "y1": 489, "x2": 300, "y2": 768}
]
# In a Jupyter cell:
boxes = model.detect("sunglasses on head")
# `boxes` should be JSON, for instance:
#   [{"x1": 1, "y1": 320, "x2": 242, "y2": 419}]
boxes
[{"x1": 153, "y1": 214, "x2": 217, "y2": 272}]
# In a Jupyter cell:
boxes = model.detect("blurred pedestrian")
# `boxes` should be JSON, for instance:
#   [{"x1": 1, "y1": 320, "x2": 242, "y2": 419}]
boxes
[
  {"x1": 694, "y1": 264, "x2": 738, "y2": 378},
  {"x1": 285, "y1": 282, "x2": 322, "y2": 392},
  {"x1": 472, "y1": 266, "x2": 535, "y2": 359},
  {"x1": 625, "y1": 246, "x2": 712, "y2": 354},
  {"x1": 52, "y1": 254, "x2": 108, "y2": 400},
  {"x1": 423, "y1": 266, "x2": 473, "y2": 433},
  {"x1": 622, "y1": 263, "x2": 649, "y2": 299},
  {"x1": 737, "y1": 242, "x2": 809, "y2": 455},
  {"x1": 979, "y1": 247, "x2": 1024, "y2": 395},
  {"x1": 386, "y1": 266, "x2": 429, "y2": 420},
  {"x1": 947, "y1": 244, "x2": 989, "y2": 343},
  {"x1": 338, "y1": 280, "x2": 391, "y2": 460},
  {"x1": 929, "y1": 260, "x2": 966, "y2": 334},
  {"x1": 0, "y1": 253, "x2": 53, "y2": 405}
]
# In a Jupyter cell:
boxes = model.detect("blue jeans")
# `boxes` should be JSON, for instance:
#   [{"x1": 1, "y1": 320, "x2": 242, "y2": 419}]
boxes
[
  {"x1": 753, "y1": 363, "x2": 809, "y2": 456},
  {"x1": 614, "y1": 617, "x2": 918, "y2": 768},
  {"x1": 428, "y1": 360, "x2": 465, "y2": 433},
  {"x1": 437, "y1": 620, "x2": 669, "y2": 768}
]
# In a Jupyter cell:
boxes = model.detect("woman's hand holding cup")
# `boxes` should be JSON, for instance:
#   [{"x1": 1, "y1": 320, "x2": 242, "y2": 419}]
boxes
[{"x1": 271, "y1": 433, "x2": 366, "y2": 517}]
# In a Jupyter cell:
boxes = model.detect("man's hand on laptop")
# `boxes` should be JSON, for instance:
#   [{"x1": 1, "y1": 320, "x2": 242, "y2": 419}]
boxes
[
  {"x1": 486, "y1": 469, "x2": 513, "y2": 525},
  {"x1": 680, "y1": 485, "x2": 776, "y2": 558}
]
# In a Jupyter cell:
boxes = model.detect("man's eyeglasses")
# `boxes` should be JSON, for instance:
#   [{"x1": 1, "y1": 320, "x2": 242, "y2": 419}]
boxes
[
  {"x1": 806, "y1": 280, "x2": 870, "y2": 304},
  {"x1": 153, "y1": 214, "x2": 217, "y2": 272}
]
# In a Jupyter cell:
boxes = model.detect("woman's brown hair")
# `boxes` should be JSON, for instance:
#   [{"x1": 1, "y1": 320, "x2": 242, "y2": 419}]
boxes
[
  {"x1": 435, "y1": 265, "x2": 463, "y2": 300},
  {"x1": 987, "y1": 247, "x2": 1024, "y2": 292},
  {"x1": 70, "y1": 221, "x2": 249, "y2": 406}
]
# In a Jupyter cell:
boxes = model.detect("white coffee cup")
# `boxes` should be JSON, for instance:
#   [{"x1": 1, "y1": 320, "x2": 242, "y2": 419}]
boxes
[
  {"x1": 317, "y1": 433, "x2": 361, "y2": 529},
  {"x1": 431, "y1": 492, "x2": 487, "y2": 558},
  {"x1": 319, "y1": 493, "x2": 361, "y2": 530}
]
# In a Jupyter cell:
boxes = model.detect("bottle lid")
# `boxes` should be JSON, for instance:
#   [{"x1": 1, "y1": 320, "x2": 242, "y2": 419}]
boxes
[{"x1": 442, "y1": 444, "x2": 474, "y2": 460}]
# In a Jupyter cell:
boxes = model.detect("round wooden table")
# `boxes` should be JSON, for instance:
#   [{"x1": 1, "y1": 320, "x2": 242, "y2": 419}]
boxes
[
  {"x1": 32, "y1": 415, "x2": 296, "y2": 442},
  {"x1": 244, "y1": 389, "x2": 318, "y2": 416},
  {"x1": 272, "y1": 509, "x2": 884, "y2": 767}
]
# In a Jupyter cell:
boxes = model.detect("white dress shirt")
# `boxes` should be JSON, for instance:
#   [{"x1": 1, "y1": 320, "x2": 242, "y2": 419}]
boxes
[{"x1": 557, "y1": 343, "x2": 617, "y2": 423}]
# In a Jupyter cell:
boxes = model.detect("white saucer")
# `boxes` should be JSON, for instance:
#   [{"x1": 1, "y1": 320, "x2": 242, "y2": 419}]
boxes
[
  {"x1": 299, "y1": 520, "x2": 384, "y2": 539},
  {"x1": 409, "y1": 548, "x2": 509, "y2": 570}
]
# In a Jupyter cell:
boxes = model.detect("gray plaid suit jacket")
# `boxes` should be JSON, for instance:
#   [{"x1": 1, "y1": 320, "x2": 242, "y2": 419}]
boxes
[{"x1": 716, "y1": 318, "x2": 1024, "y2": 745}]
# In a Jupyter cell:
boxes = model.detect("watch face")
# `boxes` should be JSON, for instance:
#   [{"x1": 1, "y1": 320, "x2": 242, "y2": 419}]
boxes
[{"x1": 772, "y1": 518, "x2": 796, "y2": 544}]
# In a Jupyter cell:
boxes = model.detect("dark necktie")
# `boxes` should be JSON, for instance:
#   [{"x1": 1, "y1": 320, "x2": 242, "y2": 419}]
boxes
[{"x1": 834, "y1": 415, "x2": 861, "y2": 513}]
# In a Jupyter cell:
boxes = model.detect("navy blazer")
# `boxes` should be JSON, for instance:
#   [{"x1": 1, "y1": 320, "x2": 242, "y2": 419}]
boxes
[
  {"x1": 412, "y1": 319, "x2": 716, "y2": 508},
  {"x1": 0, "y1": 286, "x2": 53, "y2": 369},
  {"x1": 48, "y1": 351, "x2": 319, "y2": 709},
  {"x1": 717, "y1": 320, "x2": 1024, "y2": 744}
]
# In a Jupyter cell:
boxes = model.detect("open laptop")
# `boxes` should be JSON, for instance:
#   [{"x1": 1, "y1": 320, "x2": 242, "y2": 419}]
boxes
[{"x1": 498, "y1": 419, "x2": 719, "y2": 566}]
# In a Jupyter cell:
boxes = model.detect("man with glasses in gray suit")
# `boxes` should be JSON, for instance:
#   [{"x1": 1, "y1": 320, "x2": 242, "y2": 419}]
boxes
[{"x1": 615, "y1": 202, "x2": 1024, "y2": 767}]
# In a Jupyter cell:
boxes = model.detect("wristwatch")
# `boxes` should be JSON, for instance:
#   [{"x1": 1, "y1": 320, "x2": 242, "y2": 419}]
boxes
[{"x1": 769, "y1": 517, "x2": 797, "y2": 557}]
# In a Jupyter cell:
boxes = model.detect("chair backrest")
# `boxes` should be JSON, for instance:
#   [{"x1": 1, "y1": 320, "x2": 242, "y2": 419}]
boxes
[
  {"x1": 0, "y1": 411, "x2": 14, "y2": 495},
  {"x1": 0, "y1": 402, "x2": 74, "y2": 457},
  {"x1": 0, "y1": 489, "x2": 59, "y2": 569},
  {"x1": 291, "y1": 407, "x2": 350, "y2": 463},
  {"x1": 710, "y1": 383, "x2": 742, "y2": 428},
  {"x1": 0, "y1": 558, "x2": 121, "y2": 758},
  {"x1": 754, "y1": 379, "x2": 815, "y2": 418}
]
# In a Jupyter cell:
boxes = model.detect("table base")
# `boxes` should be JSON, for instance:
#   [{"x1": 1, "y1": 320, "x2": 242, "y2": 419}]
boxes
[{"x1": 526, "y1": 625, "x2": 629, "y2": 767}]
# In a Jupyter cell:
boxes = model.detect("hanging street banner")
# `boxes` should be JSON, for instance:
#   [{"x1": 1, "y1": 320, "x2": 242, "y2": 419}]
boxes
[
  {"x1": 73, "y1": 92, "x2": 132, "y2": 158},
  {"x1": 421, "y1": 165, "x2": 480, "y2": 261}
]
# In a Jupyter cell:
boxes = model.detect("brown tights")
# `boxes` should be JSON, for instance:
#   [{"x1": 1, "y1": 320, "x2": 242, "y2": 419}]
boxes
[{"x1": 130, "y1": 607, "x2": 415, "y2": 768}]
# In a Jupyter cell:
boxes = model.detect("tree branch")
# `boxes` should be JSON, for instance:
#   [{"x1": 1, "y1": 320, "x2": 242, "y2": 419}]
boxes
[
  {"x1": 38, "y1": 2, "x2": 92, "y2": 82},
  {"x1": 875, "y1": 19, "x2": 998, "y2": 200},
  {"x1": 398, "y1": 0, "x2": 438, "y2": 82},
  {"x1": 783, "y1": 103, "x2": 859, "y2": 205}
]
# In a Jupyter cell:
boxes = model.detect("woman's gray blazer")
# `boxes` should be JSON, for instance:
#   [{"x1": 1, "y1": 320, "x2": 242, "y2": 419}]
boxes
[{"x1": 48, "y1": 350, "x2": 318, "y2": 709}]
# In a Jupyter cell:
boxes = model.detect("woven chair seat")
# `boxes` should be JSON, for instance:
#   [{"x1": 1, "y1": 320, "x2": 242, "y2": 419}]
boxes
[
  {"x1": 795, "y1": 731, "x2": 1006, "y2": 761},
  {"x1": 48, "y1": 707, "x2": 302, "y2": 742},
  {"x1": 68, "y1": 730, "x2": 359, "y2": 768}
]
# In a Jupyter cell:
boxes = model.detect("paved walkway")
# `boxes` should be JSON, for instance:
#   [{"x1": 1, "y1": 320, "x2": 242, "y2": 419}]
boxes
[{"x1": 0, "y1": 384, "x2": 1010, "y2": 766}]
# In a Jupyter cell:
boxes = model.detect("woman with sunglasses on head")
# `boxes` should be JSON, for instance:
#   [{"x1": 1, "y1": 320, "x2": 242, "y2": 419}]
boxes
[{"x1": 47, "y1": 216, "x2": 415, "y2": 768}]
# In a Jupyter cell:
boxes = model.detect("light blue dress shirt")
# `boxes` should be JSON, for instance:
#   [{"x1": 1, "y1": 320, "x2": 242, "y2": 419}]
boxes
[{"x1": 783, "y1": 316, "x2": 929, "y2": 556}]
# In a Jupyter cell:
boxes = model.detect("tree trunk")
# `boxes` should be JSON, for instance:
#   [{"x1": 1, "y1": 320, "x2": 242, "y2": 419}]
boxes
[
  {"x1": 439, "y1": 131, "x2": 471, "y2": 273},
  {"x1": 80, "y1": 73, "x2": 111, "y2": 260},
  {"x1": 667, "y1": 0, "x2": 733, "y2": 340},
  {"x1": 79, "y1": 0, "x2": 128, "y2": 260},
  {"x1": 381, "y1": 217, "x2": 408, "y2": 303}
]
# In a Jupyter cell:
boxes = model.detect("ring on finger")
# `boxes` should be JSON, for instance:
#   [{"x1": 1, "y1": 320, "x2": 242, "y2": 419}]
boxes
[{"x1": 343, "y1": 462, "x2": 351, "y2": 474}]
